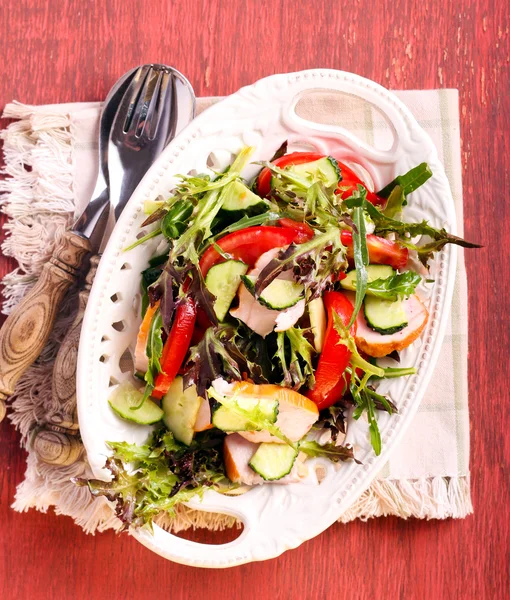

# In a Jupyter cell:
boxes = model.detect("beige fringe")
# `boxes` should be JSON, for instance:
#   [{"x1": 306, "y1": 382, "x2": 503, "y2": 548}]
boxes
[{"x1": 1, "y1": 101, "x2": 473, "y2": 539}]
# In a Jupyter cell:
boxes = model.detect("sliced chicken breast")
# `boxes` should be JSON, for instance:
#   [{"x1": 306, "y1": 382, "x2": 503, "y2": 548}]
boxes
[
  {"x1": 230, "y1": 247, "x2": 304, "y2": 337},
  {"x1": 223, "y1": 433, "x2": 307, "y2": 485},
  {"x1": 355, "y1": 293, "x2": 429, "y2": 358}
]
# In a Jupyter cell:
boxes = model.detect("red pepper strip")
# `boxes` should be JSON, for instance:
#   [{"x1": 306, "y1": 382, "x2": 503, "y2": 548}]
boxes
[
  {"x1": 341, "y1": 230, "x2": 408, "y2": 270},
  {"x1": 199, "y1": 226, "x2": 298, "y2": 277},
  {"x1": 152, "y1": 300, "x2": 197, "y2": 400},
  {"x1": 256, "y1": 151, "x2": 385, "y2": 206},
  {"x1": 306, "y1": 291, "x2": 356, "y2": 411},
  {"x1": 195, "y1": 306, "x2": 213, "y2": 331},
  {"x1": 278, "y1": 218, "x2": 314, "y2": 243}
]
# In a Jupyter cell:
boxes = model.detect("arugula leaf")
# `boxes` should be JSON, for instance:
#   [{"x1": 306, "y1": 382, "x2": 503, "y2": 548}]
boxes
[
  {"x1": 371, "y1": 366, "x2": 417, "y2": 379},
  {"x1": 144, "y1": 311, "x2": 163, "y2": 388},
  {"x1": 366, "y1": 271, "x2": 422, "y2": 300},
  {"x1": 299, "y1": 440, "x2": 360, "y2": 463},
  {"x1": 365, "y1": 391, "x2": 382, "y2": 455},
  {"x1": 377, "y1": 163, "x2": 433, "y2": 199},
  {"x1": 363, "y1": 387, "x2": 398, "y2": 414},
  {"x1": 124, "y1": 228, "x2": 162, "y2": 252},
  {"x1": 160, "y1": 199, "x2": 194, "y2": 239},
  {"x1": 382, "y1": 184, "x2": 405, "y2": 218},
  {"x1": 345, "y1": 195, "x2": 481, "y2": 266},
  {"x1": 74, "y1": 428, "x2": 234, "y2": 530},
  {"x1": 349, "y1": 205, "x2": 369, "y2": 327}
]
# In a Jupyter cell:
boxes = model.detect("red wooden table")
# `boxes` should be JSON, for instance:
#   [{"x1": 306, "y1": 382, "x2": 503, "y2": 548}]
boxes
[{"x1": 0, "y1": 1, "x2": 508, "y2": 599}]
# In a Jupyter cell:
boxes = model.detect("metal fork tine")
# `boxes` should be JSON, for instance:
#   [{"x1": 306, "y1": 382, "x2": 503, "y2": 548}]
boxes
[
  {"x1": 149, "y1": 69, "x2": 174, "y2": 141},
  {"x1": 142, "y1": 68, "x2": 164, "y2": 140},
  {"x1": 111, "y1": 65, "x2": 151, "y2": 136},
  {"x1": 130, "y1": 66, "x2": 157, "y2": 138}
]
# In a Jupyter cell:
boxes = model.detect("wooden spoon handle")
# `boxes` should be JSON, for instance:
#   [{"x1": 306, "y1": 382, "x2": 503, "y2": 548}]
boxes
[
  {"x1": 0, "y1": 231, "x2": 91, "y2": 418},
  {"x1": 33, "y1": 255, "x2": 100, "y2": 465}
]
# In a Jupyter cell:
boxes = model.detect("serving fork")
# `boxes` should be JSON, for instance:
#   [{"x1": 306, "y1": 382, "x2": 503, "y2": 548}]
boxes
[{"x1": 0, "y1": 64, "x2": 195, "y2": 432}]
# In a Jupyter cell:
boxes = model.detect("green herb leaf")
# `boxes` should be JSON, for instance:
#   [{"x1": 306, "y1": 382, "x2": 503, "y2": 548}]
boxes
[
  {"x1": 349, "y1": 204, "x2": 369, "y2": 327},
  {"x1": 365, "y1": 392, "x2": 382, "y2": 455},
  {"x1": 382, "y1": 184, "x2": 405, "y2": 218},
  {"x1": 299, "y1": 440, "x2": 359, "y2": 463},
  {"x1": 276, "y1": 327, "x2": 316, "y2": 390},
  {"x1": 254, "y1": 228, "x2": 342, "y2": 297},
  {"x1": 331, "y1": 311, "x2": 384, "y2": 378},
  {"x1": 377, "y1": 163, "x2": 433, "y2": 199},
  {"x1": 366, "y1": 271, "x2": 422, "y2": 301},
  {"x1": 345, "y1": 195, "x2": 481, "y2": 266},
  {"x1": 144, "y1": 311, "x2": 164, "y2": 388},
  {"x1": 371, "y1": 366, "x2": 417, "y2": 379},
  {"x1": 160, "y1": 199, "x2": 194, "y2": 239},
  {"x1": 74, "y1": 428, "x2": 235, "y2": 530}
]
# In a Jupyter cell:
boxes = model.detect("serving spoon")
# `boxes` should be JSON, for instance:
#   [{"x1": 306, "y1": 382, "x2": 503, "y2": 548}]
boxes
[{"x1": 0, "y1": 66, "x2": 194, "y2": 441}]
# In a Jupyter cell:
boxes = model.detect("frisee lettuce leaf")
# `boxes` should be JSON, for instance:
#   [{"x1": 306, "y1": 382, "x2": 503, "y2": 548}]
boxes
[
  {"x1": 74, "y1": 428, "x2": 234, "y2": 530},
  {"x1": 254, "y1": 228, "x2": 343, "y2": 298},
  {"x1": 276, "y1": 327, "x2": 316, "y2": 390}
]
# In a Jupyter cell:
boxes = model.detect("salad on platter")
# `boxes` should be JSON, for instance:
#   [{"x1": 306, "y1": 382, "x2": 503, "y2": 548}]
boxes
[{"x1": 79, "y1": 144, "x2": 479, "y2": 530}]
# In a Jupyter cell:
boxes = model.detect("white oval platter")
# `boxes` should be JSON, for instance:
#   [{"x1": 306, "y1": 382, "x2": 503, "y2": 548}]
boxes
[{"x1": 77, "y1": 69, "x2": 457, "y2": 568}]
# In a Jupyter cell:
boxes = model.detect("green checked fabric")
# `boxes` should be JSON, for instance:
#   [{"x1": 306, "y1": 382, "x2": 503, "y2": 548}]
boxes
[{"x1": 0, "y1": 89, "x2": 472, "y2": 533}]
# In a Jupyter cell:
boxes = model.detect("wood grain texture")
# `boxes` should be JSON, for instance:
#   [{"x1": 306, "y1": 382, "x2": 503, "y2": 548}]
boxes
[
  {"x1": 0, "y1": 0, "x2": 508, "y2": 599},
  {"x1": 0, "y1": 230, "x2": 91, "y2": 407},
  {"x1": 33, "y1": 255, "x2": 100, "y2": 466}
]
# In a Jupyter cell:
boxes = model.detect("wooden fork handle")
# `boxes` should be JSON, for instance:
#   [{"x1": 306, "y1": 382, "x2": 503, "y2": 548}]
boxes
[
  {"x1": 33, "y1": 255, "x2": 100, "y2": 465},
  {"x1": 0, "y1": 231, "x2": 91, "y2": 419}
]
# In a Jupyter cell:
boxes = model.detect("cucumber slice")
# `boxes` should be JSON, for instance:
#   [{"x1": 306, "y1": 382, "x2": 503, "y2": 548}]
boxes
[
  {"x1": 205, "y1": 260, "x2": 249, "y2": 321},
  {"x1": 281, "y1": 156, "x2": 341, "y2": 188},
  {"x1": 341, "y1": 265, "x2": 395, "y2": 293},
  {"x1": 364, "y1": 295, "x2": 408, "y2": 335},
  {"x1": 308, "y1": 297, "x2": 327, "y2": 352},
  {"x1": 162, "y1": 376, "x2": 202, "y2": 445},
  {"x1": 212, "y1": 395, "x2": 278, "y2": 432},
  {"x1": 108, "y1": 381, "x2": 164, "y2": 425},
  {"x1": 248, "y1": 443, "x2": 298, "y2": 481},
  {"x1": 242, "y1": 275, "x2": 304, "y2": 310},
  {"x1": 222, "y1": 180, "x2": 268, "y2": 213}
]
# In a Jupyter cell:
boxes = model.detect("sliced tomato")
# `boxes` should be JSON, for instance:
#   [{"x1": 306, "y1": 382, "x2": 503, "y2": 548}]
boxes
[
  {"x1": 341, "y1": 231, "x2": 408, "y2": 270},
  {"x1": 199, "y1": 226, "x2": 298, "y2": 277},
  {"x1": 278, "y1": 218, "x2": 314, "y2": 243},
  {"x1": 152, "y1": 300, "x2": 197, "y2": 400},
  {"x1": 306, "y1": 291, "x2": 356, "y2": 411},
  {"x1": 337, "y1": 178, "x2": 385, "y2": 206},
  {"x1": 256, "y1": 151, "x2": 385, "y2": 206},
  {"x1": 256, "y1": 152, "x2": 324, "y2": 197}
]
